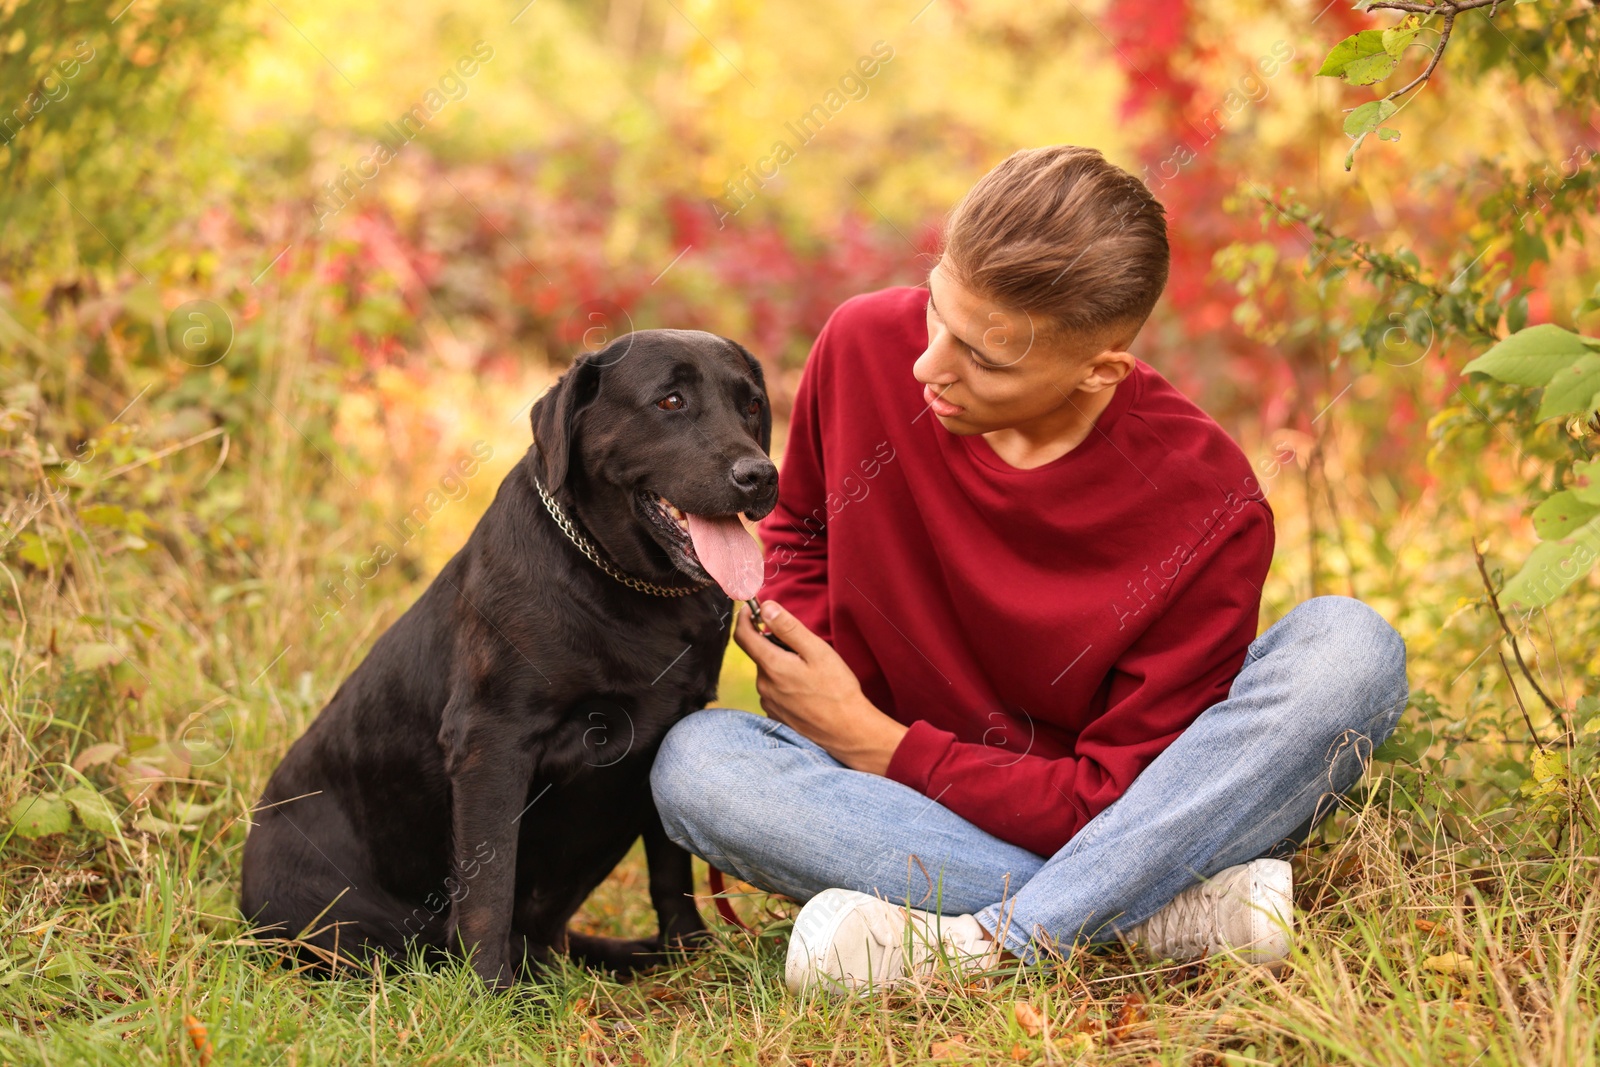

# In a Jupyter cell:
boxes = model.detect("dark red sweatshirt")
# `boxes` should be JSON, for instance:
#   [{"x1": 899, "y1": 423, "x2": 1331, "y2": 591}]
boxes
[{"x1": 755, "y1": 286, "x2": 1275, "y2": 858}]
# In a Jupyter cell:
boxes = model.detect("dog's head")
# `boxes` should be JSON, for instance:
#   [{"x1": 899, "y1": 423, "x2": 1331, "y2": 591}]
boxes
[{"x1": 528, "y1": 329, "x2": 777, "y2": 596}]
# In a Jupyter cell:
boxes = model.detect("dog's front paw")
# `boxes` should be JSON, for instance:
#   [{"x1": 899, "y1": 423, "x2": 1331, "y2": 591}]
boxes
[
  {"x1": 473, "y1": 954, "x2": 516, "y2": 991},
  {"x1": 657, "y1": 905, "x2": 708, "y2": 947},
  {"x1": 659, "y1": 926, "x2": 714, "y2": 953}
]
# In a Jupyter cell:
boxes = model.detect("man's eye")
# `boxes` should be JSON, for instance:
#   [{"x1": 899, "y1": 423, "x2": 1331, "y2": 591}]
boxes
[{"x1": 657, "y1": 393, "x2": 686, "y2": 411}]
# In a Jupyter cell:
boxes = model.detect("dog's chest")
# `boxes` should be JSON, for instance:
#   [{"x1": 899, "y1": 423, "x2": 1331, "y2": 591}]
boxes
[
  {"x1": 540, "y1": 603, "x2": 727, "y2": 756},
  {"x1": 570, "y1": 599, "x2": 727, "y2": 689}
]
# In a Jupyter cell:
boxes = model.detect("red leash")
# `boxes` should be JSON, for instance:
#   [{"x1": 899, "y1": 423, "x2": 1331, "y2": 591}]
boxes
[{"x1": 706, "y1": 864, "x2": 752, "y2": 931}]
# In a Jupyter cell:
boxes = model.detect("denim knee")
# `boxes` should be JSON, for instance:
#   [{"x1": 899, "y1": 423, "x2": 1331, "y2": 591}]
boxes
[
  {"x1": 1268, "y1": 595, "x2": 1409, "y2": 737},
  {"x1": 650, "y1": 708, "x2": 758, "y2": 848}
]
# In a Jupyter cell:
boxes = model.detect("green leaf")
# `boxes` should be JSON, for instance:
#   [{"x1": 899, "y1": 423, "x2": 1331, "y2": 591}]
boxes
[
  {"x1": 61, "y1": 786, "x2": 121, "y2": 837},
  {"x1": 1382, "y1": 19, "x2": 1421, "y2": 57},
  {"x1": 133, "y1": 813, "x2": 184, "y2": 837},
  {"x1": 6, "y1": 793, "x2": 72, "y2": 839},
  {"x1": 70, "y1": 642, "x2": 123, "y2": 672},
  {"x1": 1344, "y1": 99, "x2": 1400, "y2": 139},
  {"x1": 1573, "y1": 459, "x2": 1600, "y2": 505},
  {"x1": 1532, "y1": 491, "x2": 1600, "y2": 539},
  {"x1": 17, "y1": 533, "x2": 55, "y2": 570},
  {"x1": 1344, "y1": 52, "x2": 1400, "y2": 85},
  {"x1": 1507, "y1": 293, "x2": 1529, "y2": 335},
  {"x1": 1462, "y1": 324, "x2": 1594, "y2": 386},
  {"x1": 165, "y1": 799, "x2": 214, "y2": 826},
  {"x1": 1319, "y1": 30, "x2": 1389, "y2": 78},
  {"x1": 1536, "y1": 352, "x2": 1600, "y2": 420},
  {"x1": 1500, "y1": 515, "x2": 1600, "y2": 611},
  {"x1": 77, "y1": 504, "x2": 129, "y2": 530}
]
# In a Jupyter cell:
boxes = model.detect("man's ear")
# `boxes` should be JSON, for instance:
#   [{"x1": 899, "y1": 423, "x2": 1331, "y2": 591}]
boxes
[
  {"x1": 529, "y1": 351, "x2": 603, "y2": 494},
  {"x1": 726, "y1": 338, "x2": 772, "y2": 454}
]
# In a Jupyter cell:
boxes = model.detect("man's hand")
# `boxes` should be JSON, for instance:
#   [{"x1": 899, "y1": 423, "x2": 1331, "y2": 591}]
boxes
[{"x1": 732, "y1": 600, "x2": 909, "y2": 776}]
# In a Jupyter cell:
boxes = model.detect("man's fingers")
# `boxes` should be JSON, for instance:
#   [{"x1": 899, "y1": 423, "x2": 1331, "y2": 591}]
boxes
[
  {"x1": 733, "y1": 600, "x2": 791, "y2": 668},
  {"x1": 731, "y1": 602, "x2": 768, "y2": 662},
  {"x1": 754, "y1": 600, "x2": 819, "y2": 660}
]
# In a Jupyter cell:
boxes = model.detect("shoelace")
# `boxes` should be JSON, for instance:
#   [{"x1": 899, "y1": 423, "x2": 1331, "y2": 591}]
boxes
[{"x1": 1136, "y1": 882, "x2": 1221, "y2": 959}]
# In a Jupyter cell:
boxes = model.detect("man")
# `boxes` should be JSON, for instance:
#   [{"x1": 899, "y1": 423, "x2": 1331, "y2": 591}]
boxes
[{"x1": 650, "y1": 145, "x2": 1409, "y2": 995}]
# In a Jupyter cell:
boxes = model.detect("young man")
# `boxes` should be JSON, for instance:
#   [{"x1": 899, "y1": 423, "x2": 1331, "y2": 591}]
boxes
[{"x1": 650, "y1": 145, "x2": 1409, "y2": 994}]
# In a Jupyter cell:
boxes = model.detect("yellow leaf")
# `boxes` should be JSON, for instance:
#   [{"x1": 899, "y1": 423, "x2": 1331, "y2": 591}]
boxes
[
  {"x1": 1424, "y1": 952, "x2": 1475, "y2": 975},
  {"x1": 1013, "y1": 1001, "x2": 1044, "y2": 1037},
  {"x1": 71, "y1": 642, "x2": 123, "y2": 671},
  {"x1": 1531, "y1": 748, "x2": 1567, "y2": 782}
]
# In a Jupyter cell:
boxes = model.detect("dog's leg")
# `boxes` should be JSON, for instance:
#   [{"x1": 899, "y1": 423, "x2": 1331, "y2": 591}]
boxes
[
  {"x1": 438, "y1": 693, "x2": 535, "y2": 990},
  {"x1": 643, "y1": 801, "x2": 709, "y2": 949},
  {"x1": 565, "y1": 930, "x2": 667, "y2": 973}
]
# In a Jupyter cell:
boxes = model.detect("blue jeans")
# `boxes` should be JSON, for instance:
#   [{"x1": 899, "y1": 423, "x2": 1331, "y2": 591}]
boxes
[{"x1": 650, "y1": 595, "x2": 1409, "y2": 964}]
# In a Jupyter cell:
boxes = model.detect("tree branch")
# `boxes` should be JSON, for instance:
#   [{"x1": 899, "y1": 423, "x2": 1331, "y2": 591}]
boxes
[
  {"x1": 1472, "y1": 537, "x2": 1565, "y2": 721},
  {"x1": 1380, "y1": 11, "x2": 1456, "y2": 104},
  {"x1": 1363, "y1": 0, "x2": 1502, "y2": 14},
  {"x1": 1356, "y1": 0, "x2": 1509, "y2": 107}
]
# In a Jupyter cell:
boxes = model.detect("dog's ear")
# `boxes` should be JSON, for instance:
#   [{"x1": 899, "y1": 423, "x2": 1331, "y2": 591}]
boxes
[
  {"x1": 529, "y1": 351, "x2": 603, "y2": 494},
  {"x1": 726, "y1": 338, "x2": 772, "y2": 455}
]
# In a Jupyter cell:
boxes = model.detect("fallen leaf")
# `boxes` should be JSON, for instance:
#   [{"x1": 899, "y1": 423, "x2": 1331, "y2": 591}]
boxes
[
  {"x1": 1013, "y1": 1001, "x2": 1044, "y2": 1037},
  {"x1": 72, "y1": 742, "x2": 124, "y2": 772},
  {"x1": 1425, "y1": 952, "x2": 1476, "y2": 975},
  {"x1": 134, "y1": 813, "x2": 186, "y2": 836},
  {"x1": 1009, "y1": 1042, "x2": 1028, "y2": 1061},
  {"x1": 1108, "y1": 993, "x2": 1148, "y2": 1045},
  {"x1": 62, "y1": 785, "x2": 122, "y2": 837},
  {"x1": 185, "y1": 1014, "x2": 213, "y2": 1066},
  {"x1": 71, "y1": 642, "x2": 123, "y2": 671},
  {"x1": 930, "y1": 1036, "x2": 967, "y2": 1059},
  {"x1": 6, "y1": 793, "x2": 72, "y2": 839}
]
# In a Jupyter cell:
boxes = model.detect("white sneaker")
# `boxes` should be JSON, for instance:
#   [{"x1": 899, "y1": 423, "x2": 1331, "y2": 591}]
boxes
[
  {"x1": 784, "y1": 888, "x2": 1001, "y2": 995},
  {"x1": 1125, "y1": 858, "x2": 1293, "y2": 966}
]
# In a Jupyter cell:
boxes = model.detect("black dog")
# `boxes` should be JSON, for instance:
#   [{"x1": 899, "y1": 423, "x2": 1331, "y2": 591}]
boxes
[{"x1": 240, "y1": 329, "x2": 777, "y2": 987}]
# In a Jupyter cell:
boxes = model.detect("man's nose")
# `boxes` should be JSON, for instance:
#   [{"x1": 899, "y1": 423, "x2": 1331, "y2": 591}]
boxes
[
  {"x1": 913, "y1": 341, "x2": 958, "y2": 385},
  {"x1": 729, "y1": 456, "x2": 777, "y2": 496}
]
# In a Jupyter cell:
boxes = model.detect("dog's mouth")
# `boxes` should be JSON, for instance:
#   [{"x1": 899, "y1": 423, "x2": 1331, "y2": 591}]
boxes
[{"x1": 640, "y1": 490, "x2": 764, "y2": 600}]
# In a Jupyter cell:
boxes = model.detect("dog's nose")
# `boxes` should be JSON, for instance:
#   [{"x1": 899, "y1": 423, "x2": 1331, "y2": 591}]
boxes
[{"x1": 729, "y1": 456, "x2": 777, "y2": 496}]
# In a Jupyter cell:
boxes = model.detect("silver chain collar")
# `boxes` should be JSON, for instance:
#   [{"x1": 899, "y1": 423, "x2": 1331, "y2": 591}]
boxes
[{"x1": 530, "y1": 441, "x2": 716, "y2": 598}]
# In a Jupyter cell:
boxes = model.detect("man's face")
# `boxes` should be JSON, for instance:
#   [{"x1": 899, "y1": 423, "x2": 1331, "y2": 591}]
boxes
[{"x1": 913, "y1": 262, "x2": 1128, "y2": 435}]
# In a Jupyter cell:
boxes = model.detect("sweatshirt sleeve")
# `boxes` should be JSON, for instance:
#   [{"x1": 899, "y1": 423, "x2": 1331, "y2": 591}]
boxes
[
  {"x1": 884, "y1": 500, "x2": 1274, "y2": 857},
  {"x1": 755, "y1": 317, "x2": 835, "y2": 644}
]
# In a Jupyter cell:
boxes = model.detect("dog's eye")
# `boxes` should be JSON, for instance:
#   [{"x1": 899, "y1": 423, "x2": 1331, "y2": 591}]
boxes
[
  {"x1": 656, "y1": 393, "x2": 685, "y2": 411},
  {"x1": 747, "y1": 398, "x2": 763, "y2": 416}
]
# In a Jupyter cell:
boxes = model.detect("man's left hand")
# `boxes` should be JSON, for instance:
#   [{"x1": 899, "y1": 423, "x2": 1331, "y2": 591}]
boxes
[{"x1": 732, "y1": 600, "x2": 909, "y2": 776}]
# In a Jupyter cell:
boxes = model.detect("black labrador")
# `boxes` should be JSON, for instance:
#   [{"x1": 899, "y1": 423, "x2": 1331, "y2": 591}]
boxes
[{"x1": 239, "y1": 329, "x2": 777, "y2": 987}]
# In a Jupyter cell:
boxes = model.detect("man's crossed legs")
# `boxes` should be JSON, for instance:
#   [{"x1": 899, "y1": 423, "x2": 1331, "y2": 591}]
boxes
[{"x1": 651, "y1": 595, "x2": 1409, "y2": 990}]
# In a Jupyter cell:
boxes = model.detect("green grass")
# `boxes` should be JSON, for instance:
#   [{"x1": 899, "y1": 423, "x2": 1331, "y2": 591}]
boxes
[{"x1": 2, "y1": 801, "x2": 1596, "y2": 1064}]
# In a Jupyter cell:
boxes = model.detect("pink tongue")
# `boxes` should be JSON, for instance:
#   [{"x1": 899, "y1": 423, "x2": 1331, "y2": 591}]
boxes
[{"x1": 686, "y1": 513, "x2": 764, "y2": 600}]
